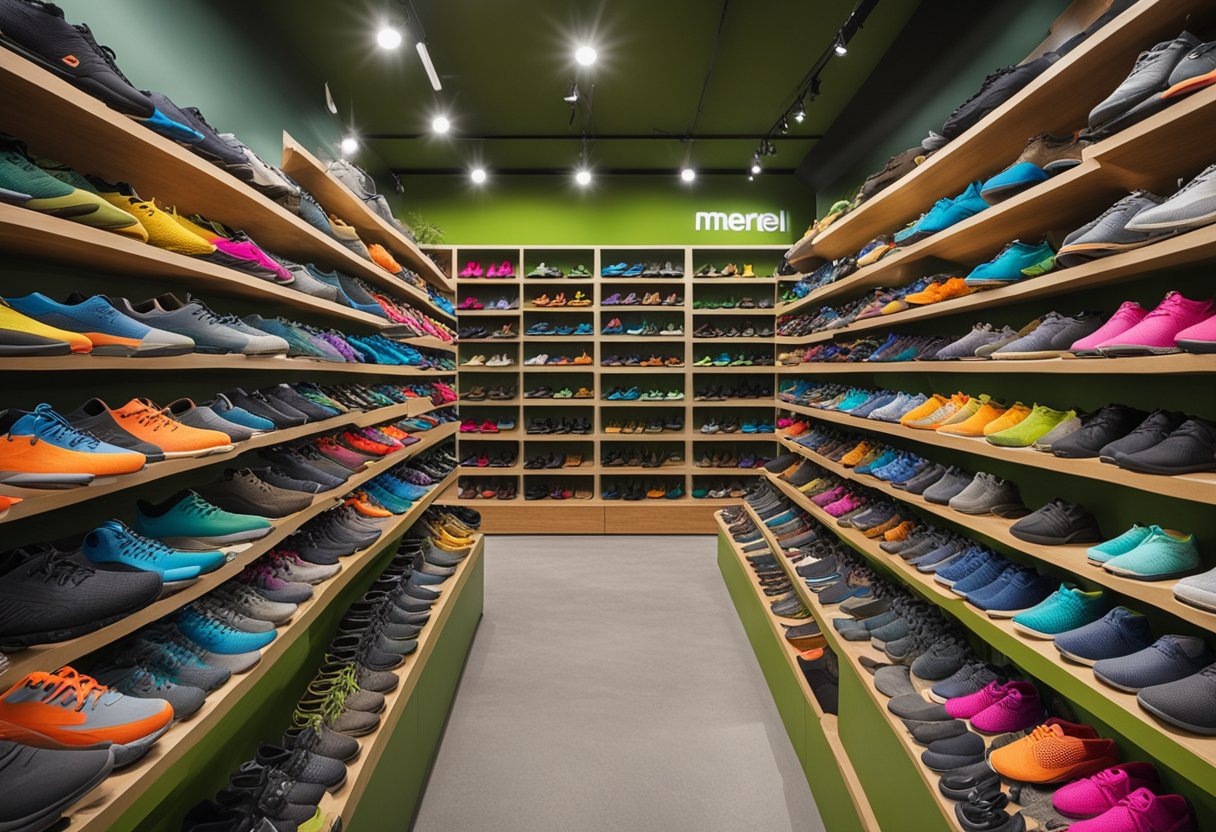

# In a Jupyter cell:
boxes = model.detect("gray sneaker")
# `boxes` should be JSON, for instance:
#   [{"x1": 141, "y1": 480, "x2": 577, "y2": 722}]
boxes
[
  {"x1": 194, "y1": 598, "x2": 277, "y2": 633},
  {"x1": 923, "y1": 468, "x2": 975, "y2": 505},
  {"x1": 1125, "y1": 163, "x2": 1216, "y2": 234},
  {"x1": 1056, "y1": 192, "x2": 1165, "y2": 267},
  {"x1": 991, "y1": 311, "x2": 1106, "y2": 359},
  {"x1": 947, "y1": 472, "x2": 1027, "y2": 516},
  {"x1": 92, "y1": 662, "x2": 206, "y2": 721},
  {"x1": 165, "y1": 398, "x2": 256, "y2": 442},
  {"x1": 1173, "y1": 566, "x2": 1216, "y2": 613},
  {"x1": 210, "y1": 582, "x2": 298, "y2": 624},
  {"x1": 276, "y1": 258, "x2": 341, "y2": 302},
  {"x1": 1094, "y1": 635, "x2": 1213, "y2": 692},
  {"x1": 1089, "y1": 33, "x2": 1201, "y2": 129},
  {"x1": 219, "y1": 133, "x2": 300, "y2": 203},
  {"x1": 933, "y1": 324, "x2": 1007, "y2": 360},
  {"x1": 1032, "y1": 414, "x2": 1082, "y2": 451},
  {"x1": 118, "y1": 294, "x2": 289, "y2": 356},
  {"x1": 971, "y1": 325, "x2": 1025, "y2": 359},
  {"x1": 195, "y1": 468, "x2": 315, "y2": 518},
  {"x1": 874, "y1": 665, "x2": 916, "y2": 698},
  {"x1": 1137, "y1": 662, "x2": 1216, "y2": 736}
]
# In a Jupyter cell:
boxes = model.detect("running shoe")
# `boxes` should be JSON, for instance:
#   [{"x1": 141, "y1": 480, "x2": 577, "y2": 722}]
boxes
[
  {"x1": 134, "y1": 491, "x2": 272, "y2": 549},
  {"x1": 0, "y1": 403, "x2": 146, "y2": 486},
  {"x1": 5, "y1": 292, "x2": 194, "y2": 356},
  {"x1": 82, "y1": 519, "x2": 224, "y2": 582},
  {"x1": 0, "y1": 298, "x2": 92, "y2": 355}
]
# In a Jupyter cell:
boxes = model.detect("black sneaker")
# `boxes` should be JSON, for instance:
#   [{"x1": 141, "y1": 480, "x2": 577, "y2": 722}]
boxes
[
  {"x1": 1051, "y1": 403, "x2": 1147, "y2": 458},
  {"x1": 940, "y1": 52, "x2": 1059, "y2": 140},
  {"x1": 0, "y1": 740, "x2": 115, "y2": 831},
  {"x1": 1116, "y1": 418, "x2": 1216, "y2": 475},
  {"x1": 1010, "y1": 499, "x2": 1103, "y2": 545},
  {"x1": 225, "y1": 388, "x2": 304, "y2": 428},
  {"x1": 1099, "y1": 409, "x2": 1187, "y2": 464}
]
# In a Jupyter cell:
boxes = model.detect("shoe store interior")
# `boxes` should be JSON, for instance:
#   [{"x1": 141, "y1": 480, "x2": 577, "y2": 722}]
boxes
[{"x1": 2, "y1": 0, "x2": 1216, "y2": 830}]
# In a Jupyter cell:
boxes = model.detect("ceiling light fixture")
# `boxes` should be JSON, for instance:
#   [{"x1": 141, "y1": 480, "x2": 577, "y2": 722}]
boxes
[
  {"x1": 575, "y1": 169, "x2": 593, "y2": 186},
  {"x1": 680, "y1": 168, "x2": 696, "y2": 183},
  {"x1": 471, "y1": 168, "x2": 487, "y2": 184},
  {"x1": 376, "y1": 25, "x2": 403, "y2": 50},
  {"x1": 340, "y1": 136, "x2": 359, "y2": 156},
  {"x1": 416, "y1": 41, "x2": 442, "y2": 90},
  {"x1": 779, "y1": 116, "x2": 790, "y2": 134},
  {"x1": 834, "y1": 35, "x2": 848, "y2": 56},
  {"x1": 793, "y1": 97, "x2": 806, "y2": 123},
  {"x1": 563, "y1": 82, "x2": 580, "y2": 104},
  {"x1": 750, "y1": 153, "x2": 762, "y2": 175},
  {"x1": 575, "y1": 45, "x2": 598, "y2": 66},
  {"x1": 748, "y1": 175, "x2": 755, "y2": 181},
  {"x1": 431, "y1": 115, "x2": 451, "y2": 134}
]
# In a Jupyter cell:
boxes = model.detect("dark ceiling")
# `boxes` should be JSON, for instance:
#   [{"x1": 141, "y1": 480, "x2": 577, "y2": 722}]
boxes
[{"x1": 234, "y1": 0, "x2": 921, "y2": 175}]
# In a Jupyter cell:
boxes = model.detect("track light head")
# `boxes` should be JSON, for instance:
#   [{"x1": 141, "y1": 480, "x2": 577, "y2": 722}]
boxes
[
  {"x1": 340, "y1": 136, "x2": 358, "y2": 156},
  {"x1": 834, "y1": 35, "x2": 848, "y2": 56},
  {"x1": 431, "y1": 115, "x2": 451, "y2": 134},
  {"x1": 376, "y1": 26, "x2": 403, "y2": 50},
  {"x1": 563, "y1": 82, "x2": 580, "y2": 104},
  {"x1": 575, "y1": 169, "x2": 592, "y2": 186},
  {"x1": 779, "y1": 116, "x2": 790, "y2": 133}
]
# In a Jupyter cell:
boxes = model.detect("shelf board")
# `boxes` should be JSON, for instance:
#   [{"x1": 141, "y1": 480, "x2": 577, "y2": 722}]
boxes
[
  {"x1": 456, "y1": 309, "x2": 521, "y2": 316},
  {"x1": 778, "y1": 401, "x2": 1216, "y2": 506},
  {"x1": 280, "y1": 132, "x2": 453, "y2": 295},
  {"x1": 599, "y1": 365, "x2": 686, "y2": 372},
  {"x1": 458, "y1": 364, "x2": 520, "y2": 372},
  {"x1": 62, "y1": 471, "x2": 461, "y2": 831},
  {"x1": 690, "y1": 366, "x2": 777, "y2": 374},
  {"x1": 692, "y1": 399, "x2": 778, "y2": 407},
  {"x1": 0, "y1": 50, "x2": 434, "y2": 314},
  {"x1": 0, "y1": 354, "x2": 456, "y2": 375},
  {"x1": 770, "y1": 435, "x2": 1216, "y2": 632},
  {"x1": 2, "y1": 425, "x2": 456, "y2": 682},
  {"x1": 0, "y1": 404, "x2": 450, "y2": 525},
  {"x1": 691, "y1": 277, "x2": 778, "y2": 284},
  {"x1": 458, "y1": 398, "x2": 522, "y2": 406},
  {"x1": 775, "y1": 354, "x2": 1216, "y2": 375}
]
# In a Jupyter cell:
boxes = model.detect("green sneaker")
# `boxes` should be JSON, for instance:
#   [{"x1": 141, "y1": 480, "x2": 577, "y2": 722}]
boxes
[
  {"x1": 1012, "y1": 584, "x2": 1110, "y2": 639},
  {"x1": 553, "y1": 387, "x2": 573, "y2": 399},
  {"x1": 1102, "y1": 526, "x2": 1200, "y2": 580},
  {"x1": 986, "y1": 403, "x2": 1075, "y2": 447},
  {"x1": 1087, "y1": 524, "x2": 1152, "y2": 564},
  {"x1": 135, "y1": 490, "x2": 272, "y2": 548}
]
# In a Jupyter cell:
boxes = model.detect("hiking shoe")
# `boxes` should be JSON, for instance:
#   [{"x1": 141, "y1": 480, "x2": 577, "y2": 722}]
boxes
[
  {"x1": 1010, "y1": 499, "x2": 1102, "y2": 545},
  {"x1": 1137, "y1": 663, "x2": 1216, "y2": 736},
  {"x1": 1102, "y1": 526, "x2": 1200, "y2": 579},
  {"x1": 1089, "y1": 33, "x2": 1202, "y2": 130},
  {"x1": 989, "y1": 721, "x2": 1118, "y2": 783},
  {"x1": 1056, "y1": 192, "x2": 1166, "y2": 267},
  {"x1": 947, "y1": 472, "x2": 1026, "y2": 516},
  {"x1": 980, "y1": 133, "x2": 1085, "y2": 202},
  {"x1": 1093, "y1": 635, "x2": 1212, "y2": 692},
  {"x1": 1011, "y1": 585, "x2": 1109, "y2": 639},
  {"x1": 1055, "y1": 607, "x2": 1155, "y2": 666},
  {"x1": 1052, "y1": 763, "x2": 1161, "y2": 819}
]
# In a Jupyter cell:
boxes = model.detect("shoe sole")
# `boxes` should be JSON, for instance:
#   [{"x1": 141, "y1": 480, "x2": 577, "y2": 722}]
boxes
[
  {"x1": 158, "y1": 526, "x2": 272, "y2": 548},
  {"x1": 1102, "y1": 563, "x2": 1196, "y2": 581},
  {"x1": 991, "y1": 349, "x2": 1070, "y2": 360},
  {"x1": 1055, "y1": 646, "x2": 1101, "y2": 667},
  {"x1": 1098, "y1": 345, "x2": 1181, "y2": 356}
]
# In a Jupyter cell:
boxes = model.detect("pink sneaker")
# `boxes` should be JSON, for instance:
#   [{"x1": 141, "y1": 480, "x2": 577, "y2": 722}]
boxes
[
  {"x1": 944, "y1": 679, "x2": 1006, "y2": 719},
  {"x1": 213, "y1": 238, "x2": 293, "y2": 284},
  {"x1": 1053, "y1": 763, "x2": 1161, "y2": 819},
  {"x1": 810, "y1": 485, "x2": 846, "y2": 507},
  {"x1": 1174, "y1": 312, "x2": 1216, "y2": 354},
  {"x1": 970, "y1": 681, "x2": 1043, "y2": 733},
  {"x1": 1070, "y1": 301, "x2": 1146, "y2": 355},
  {"x1": 1096, "y1": 292, "x2": 1214, "y2": 355},
  {"x1": 1068, "y1": 789, "x2": 1195, "y2": 832},
  {"x1": 823, "y1": 493, "x2": 863, "y2": 517}
]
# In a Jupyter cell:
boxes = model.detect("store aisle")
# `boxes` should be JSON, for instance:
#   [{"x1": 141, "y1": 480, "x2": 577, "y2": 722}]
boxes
[{"x1": 413, "y1": 535, "x2": 824, "y2": 832}]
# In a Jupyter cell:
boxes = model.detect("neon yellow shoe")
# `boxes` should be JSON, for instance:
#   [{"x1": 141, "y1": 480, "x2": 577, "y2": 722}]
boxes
[
  {"x1": 986, "y1": 404, "x2": 1076, "y2": 448},
  {"x1": 19, "y1": 152, "x2": 148, "y2": 240},
  {"x1": 741, "y1": 264, "x2": 757, "y2": 277},
  {"x1": 97, "y1": 186, "x2": 217, "y2": 255},
  {"x1": 0, "y1": 299, "x2": 94, "y2": 354}
]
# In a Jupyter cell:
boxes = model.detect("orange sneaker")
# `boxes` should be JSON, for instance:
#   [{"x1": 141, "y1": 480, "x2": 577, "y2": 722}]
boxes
[
  {"x1": 532, "y1": 294, "x2": 551, "y2": 307},
  {"x1": 111, "y1": 399, "x2": 233, "y2": 458},
  {"x1": 884, "y1": 520, "x2": 917, "y2": 542},
  {"x1": 549, "y1": 292, "x2": 568, "y2": 307},
  {"x1": 0, "y1": 404, "x2": 147, "y2": 483},
  {"x1": 573, "y1": 351, "x2": 592, "y2": 365},
  {"x1": 0, "y1": 495, "x2": 21, "y2": 514},
  {"x1": 840, "y1": 441, "x2": 873, "y2": 467},
  {"x1": 784, "y1": 421, "x2": 808, "y2": 437},
  {"x1": 905, "y1": 276, "x2": 973, "y2": 306},
  {"x1": 989, "y1": 721, "x2": 1119, "y2": 784},
  {"x1": 898, "y1": 394, "x2": 950, "y2": 426},
  {"x1": 345, "y1": 491, "x2": 394, "y2": 518},
  {"x1": 938, "y1": 397, "x2": 1006, "y2": 436},
  {"x1": 368, "y1": 243, "x2": 404, "y2": 275},
  {"x1": 982, "y1": 402, "x2": 1032, "y2": 436}
]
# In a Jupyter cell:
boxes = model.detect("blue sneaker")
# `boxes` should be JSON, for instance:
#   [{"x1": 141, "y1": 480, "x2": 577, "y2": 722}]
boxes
[
  {"x1": 1054, "y1": 606, "x2": 1155, "y2": 665},
  {"x1": 208, "y1": 394, "x2": 275, "y2": 432},
  {"x1": 601, "y1": 262, "x2": 628, "y2": 276},
  {"x1": 6, "y1": 293, "x2": 195, "y2": 357},
  {"x1": 949, "y1": 555, "x2": 1010, "y2": 596},
  {"x1": 968, "y1": 567, "x2": 1053, "y2": 617},
  {"x1": 897, "y1": 182, "x2": 988, "y2": 243},
  {"x1": 856, "y1": 450, "x2": 898, "y2": 475},
  {"x1": 964, "y1": 240, "x2": 1056, "y2": 286},
  {"x1": 363, "y1": 482, "x2": 412, "y2": 514},
  {"x1": 934, "y1": 548, "x2": 994, "y2": 586},
  {"x1": 177, "y1": 605, "x2": 276, "y2": 654},
  {"x1": 979, "y1": 134, "x2": 1083, "y2": 203},
  {"x1": 622, "y1": 263, "x2": 645, "y2": 276},
  {"x1": 574, "y1": 323, "x2": 593, "y2": 335},
  {"x1": 374, "y1": 474, "x2": 429, "y2": 501},
  {"x1": 82, "y1": 519, "x2": 223, "y2": 583}
]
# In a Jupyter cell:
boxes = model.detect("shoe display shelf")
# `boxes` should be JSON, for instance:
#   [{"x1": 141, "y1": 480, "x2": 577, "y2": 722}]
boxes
[
  {"x1": 0, "y1": 353, "x2": 456, "y2": 374},
  {"x1": 715, "y1": 511, "x2": 880, "y2": 832},
  {"x1": 776, "y1": 353, "x2": 1216, "y2": 375},
  {"x1": 1, "y1": 421, "x2": 458, "y2": 686},
  {"x1": 60, "y1": 472, "x2": 476, "y2": 832},
  {"x1": 782, "y1": 0, "x2": 1215, "y2": 271},
  {"x1": 443, "y1": 245, "x2": 784, "y2": 532},
  {"x1": 752, "y1": 472, "x2": 1216, "y2": 826},
  {"x1": 0, "y1": 48, "x2": 453, "y2": 326}
]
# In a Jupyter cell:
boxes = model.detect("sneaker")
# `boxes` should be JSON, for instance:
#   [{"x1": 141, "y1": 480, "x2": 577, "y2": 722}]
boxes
[
  {"x1": 1089, "y1": 33, "x2": 1202, "y2": 130},
  {"x1": 969, "y1": 680, "x2": 1045, "y2": 734},
  {"x1": 986, "y1": 403, "x2": 1075, "y2": 447},
  {"x1": 0, "y1": 403, "x2": 147, "y2": 485},
  {"x1": 1055, "y1": 607, "x2": 1155, "y2": 666},
  {"x1": 1011, "y1": 585, "x2": 1109, "y2": 639},
  {"x1": 134, "y1": 491, "x2": 273, "y2": 548},
  {"x1": 82, "y1": 519, "x2": 223, "y2": 582},
  {"x1": 1051, "y1": 404, "x2": 1148, "y2": 458},
  {"x1": 1173, "y1": 567, "x2": 1216, "y2": 613},
  {"x1": 989, "y1": 720, "x2": 1118, "y2": 783},
  {"x1": 119, "y1": 294, "x2": 289, "y2": 355},
  {"x1": 1102, "y1": 526, "x2": 1200, "y2": 580},
  {"x1": 1070, "y1": 301, "x2": 1147, "y2": 355},
  {"x1": 109, "y1": 398, "x2": 234, "y2": 457},
  {"x1": 1096, "y1": 292, "x2": 1214, "y2": 355},
  {"x1": 1137, "y1": 664, "x2": 1216, "y2": 737},
  {"x1": 980, "y1": 133, "x2": 1086, "y2": 202},
  {"x1": 1056, "y1": 192, "x2": 1167, "y2": 267},
  {"x1": 1125, "y1": 162, "x2": 1216, "y2": 234},
  {"x1": 991, "y1": 311, "x2": 1104, "y2": 359},
  {"x1": 0, "y1": 738, "x2": 115, "y2": 828},
  {"x1": 1063, "y1": 788, "x2": 1197, "y2": 832},
  {"x1": 1010, "y1": 499, "x2": 1102, "y2": 545},
  {"x1": 1052, "y1": 763, "x2": 1161, "y2": 819},
  {"x1": 1094, "y1": 635, "x2": 1212, "y2": 692},
  {"x1": 964, "y1": 240, "x2": 1055, "y2": 286},
  {"x1": 5, "y1": 292, "x2": 195, "y2": 357}
]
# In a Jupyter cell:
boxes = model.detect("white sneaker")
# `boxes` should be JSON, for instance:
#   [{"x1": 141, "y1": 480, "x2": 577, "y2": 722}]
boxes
[
  {"x1": 462, "y1": 354, "x2": 486, "y2": 366},
  {"x1": 524, "y1": 353, "x2": 548, "y2": 365}
]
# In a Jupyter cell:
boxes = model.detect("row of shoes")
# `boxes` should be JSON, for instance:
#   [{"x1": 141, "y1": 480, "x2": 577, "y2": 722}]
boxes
[
  {"x1": 523, "y1": 351, "x2": 593, "y2": 366},
  {"x1": 601, "y1": 353, "x2": 684, "y2": 367},
  {"x1": 601, "y1": 319, "x2": 683, "y2": 336},
  {"x1": 525, "y1": 321, "x2": 594, "y2": 337},
  {"x1": 694, "y1": 481, "x2": 753, "y2": 499},
  {"x1": 693, "y1": 322, "x2": 773, "y2": 338},
  {"x1": 692, "y1": 352, "x2": 775, "y2": 366},
  {"x1": 524, "y1": 452, "x2": 586, "y2": 470},
  {"x1": 692, "y1": 296, "x2": 773, "y2": 309},
  {"x1": 530, "y1": 291, "x2": 592, "y2": 307},
  {"x1": 603, "y1": 291, "x2": 683, "y2": 306},
  {"x1": 526, "y1": 417, "x2": 592, "y2": 435},
  {"x1": 457, "y1": 479, "x2": 517, "y2": 499},
  {"x1": 693, "y1": 264, "x2": 764, "y2": 278},
  {"x1": 459, "y1": 417, "x2": 516, "y2": 434},
  {"x1": 457, "y1": 296, "x2": 518, "y2": 310},
  {"x1": 461, "y1": 385, "x2": 515, "y2": 401},
  {"x1": 527, "y1": 263, "x2": 592, "y2": 278},
  {"x1": 604, "y1": 387, "x2": 683, "y2": 402},
  {"x1": 786, "y1": 382, "x2": 1215, "y2": 476},
  {"x1": 694, "y1": 383, "x2": 773, "y2": 401},
  {"x1": 460, "y1": 261, "x2": 515, "y2": 278},
  {"x1": 694, "y1": 451, "x2": 771, "y2": 469},
  {"x1": 700, "y1": 417, "x2": 774, "y2": 434},
  {"x1": 181, "y1": 507, "x2": 475, "y2": 830},
  {"x1": 460, "y1": 450, "x2": 517, "y2": 468},
  {"x1": 603, "y1": 448, "x2": 683, "y2": 468},
  {"x1": 603, "y1": 481, "x2": 685, "y2": 500},
  {"x1": 527, "y1": 482, "x2": 595, "y2": 501},
  {"x1": 525, "y1": 385, "x2": 594, "y2": 399},
  {"x1": 461, "y1": 353, "x2": 514, "y2": 367},
  {"x1": 459, "y1": 323, "x2": 516, "y2": 340},
  {"x1": 601, "y1": 262, "x2": 683, "y2": 277},
  {"x1": 604, "y1": 416, "x2": 683, "y2": 434}
]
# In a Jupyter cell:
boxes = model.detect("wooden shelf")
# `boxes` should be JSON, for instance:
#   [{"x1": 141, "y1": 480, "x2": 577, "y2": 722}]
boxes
[
  {"x1": 778, "y1": 401, "x2": 1216, "y2": 505},
  {"x1": 456, "y1": 309, "x2": 521, "y2": 316},
  {"x1": 0, "y1": 404, "x2": 452, "y2": 525},
  {"x1": 787, "y1": 0, "x2": 1213, "y2": 266},
  {"x1": 280, "y1": 132, "x2": 453, "y2": 296},
  {"x1": 63, "y1": 470, "x2": 461, "y2": 831},
  {"x1": 0, "y1": 50, "x2": 437, "y2": 315},
  {"x1": 2, "y1": 425, "x2": 457, "y2": 682},
  {"x1": 769, "y1": 436, "x2": 1216, "y2": 632},
  {"x1": 0, "y1": 354, "x2": 456, "y2": 375},
  {"x1": 776, "y1": 354, "x2": 1216, "y2": 375},
  {"x1": 757, "y1": 472, "x2": 1216, "y2": 784},
  {"x1": 315, "y1": 533, "x2": 483, "y2": 829}
]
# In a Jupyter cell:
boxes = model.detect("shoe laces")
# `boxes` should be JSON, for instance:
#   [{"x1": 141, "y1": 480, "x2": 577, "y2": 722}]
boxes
[
  {"x1": 25, "y1": 666, "x2": 111, "y2": 711},
  {"x1": 180, "y1": 492, "x2": 226, "y2": 518},
  {"x1": 72, "y1": 23, "x2": 137, "y2": 84},
  {"x1": 22, "y1": 404, "x2": 101, "y2": 449},
  {"x1": 27, "y1": 546, "x2": 93, "y2": 586},
  {"x1": 126, "y1": 401, "x2": 180, "y2": 432},
  {"x1": 112, "y1": 521, "x2": 180, "y2": 561}
]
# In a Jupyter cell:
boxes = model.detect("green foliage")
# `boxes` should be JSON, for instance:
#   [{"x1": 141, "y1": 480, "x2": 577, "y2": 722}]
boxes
[{"x1": 407, "y1": 211, "x2": 444, "y2": 245}]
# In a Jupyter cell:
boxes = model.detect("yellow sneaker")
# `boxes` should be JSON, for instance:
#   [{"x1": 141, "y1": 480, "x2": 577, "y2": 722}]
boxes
[
  {"x1": 98, "y1": 188, "x2": 216, "y2": 255},
  {"x1": 939, "y1": 399, "x2": 1007, "y2": 436},
  {"x1": 898, "y1": 394, "x2": 949, "y2": 426},
  {"x1": 840, "y1": 441, "x2": 872, "y2": 467},
  {"x1": 0, "y1": 299, "x2": 94, "y2": 353},
  {"x1": 741, "y1": 264, "x2": 756, "y2": 278}
]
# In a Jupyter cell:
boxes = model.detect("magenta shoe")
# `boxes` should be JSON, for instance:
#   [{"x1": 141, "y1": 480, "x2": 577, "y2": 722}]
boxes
[
  {"x1": 944, "y1": 680, "x2": 1007, "y2": 719},
  {"x1": 213, "y1": 238, "x2": 293, "y2": 284},
  {"x1": 970, "y1": 681, "x2": 1043, "y2": 733},
  {"x1": 810, "y1": 486, "x2": 846, "y2": 507},
  {"x1": 823, "y1": 493, "x2": 862, "y2": 517},
  {"x1": 1174, "y1": 312, "x2": 1216, "y2": 354},
  {"x1": 1071, "y1": 301, "x2": 1146, "y2": 355},
  {"x1": 1053, "y1": 763, "x2": 1161, "y2": 819},
  {"x1": 1097, "y1": 292, "x2": 1214, "y2": 356},
  {"x1": 1068, "y1": 789, "x2": 1195, "y2": 832}
]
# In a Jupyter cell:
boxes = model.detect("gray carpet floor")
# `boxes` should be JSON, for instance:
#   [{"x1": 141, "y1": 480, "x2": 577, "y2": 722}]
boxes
[{"x1": 412, "y1": 535, "x2": 824, "y2": 832}]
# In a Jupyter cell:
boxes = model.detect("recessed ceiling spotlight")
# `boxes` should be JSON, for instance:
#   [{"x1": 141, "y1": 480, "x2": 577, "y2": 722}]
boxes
[
  {"x1": 750, "y1": 163, "x2": 762, "y2": 175},
  {"x1": 575, "y1": 169, "x2": 593, "y2": 186},
  {"x1": 377, "y1": 26, "x2": 403, "y2": 50},
  {"x1": 747, "y1": 174, "x2": 755, "y2": 181},
  {"x1": 680, "y1": 168, "x2": 696, "y2": 183},
  {"x1": 432, "y1": 115, "x2": 451, "y2": 134},
  {"x1": 834, "y1": 36, "x2": 848, "y2": 56},
  {"x1": 575, "y1": 45, "x2": 597, "y2": 66},
  {"x1": 340, "y1": 136, "x2": 359, "y2": 156},
  {"x1": 471, "y1": 168, "x2": 487, "y2": 184}
]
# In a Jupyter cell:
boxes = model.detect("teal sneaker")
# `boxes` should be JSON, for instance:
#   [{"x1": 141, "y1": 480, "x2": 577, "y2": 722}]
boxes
[
  {"x1": 964, "y1": 240, "x2": 1056, "y2": 286},
  {"x1": 1102, "y1": 526, "x2": 1201, "y2": 580},
  {"x1": 1012, "y1": 584, "x2": 1110, "y2": 639},
  {"x1": 135, "y1": 491, "x2": 272, "y2": 549},
  {"x1": 1087, "y1": 524, "x2": 1152, "y2": 564}
]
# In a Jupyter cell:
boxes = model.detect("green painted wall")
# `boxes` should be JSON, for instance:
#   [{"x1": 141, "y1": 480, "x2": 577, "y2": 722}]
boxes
[
  {"x1": 54, "y1": 0, "x2": 340, "y2": 164},
  {"x1": 388, "y1": 174, "x2": 815, "y2": 246}
]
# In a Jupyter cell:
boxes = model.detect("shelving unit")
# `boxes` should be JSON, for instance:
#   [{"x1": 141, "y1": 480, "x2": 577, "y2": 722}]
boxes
[{"x1": 443, "y1": 244, "x2": 785, "y2": 532}]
